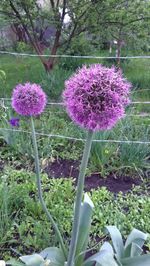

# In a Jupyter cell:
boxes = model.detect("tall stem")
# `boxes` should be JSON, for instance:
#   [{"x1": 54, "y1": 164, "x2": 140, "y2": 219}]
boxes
[
  {"x1": 67, "y1": 130, "x2": 93, "y2": 266},
  {"x1": 30, "y1": 116, "x2": 67, "y2": 259}
]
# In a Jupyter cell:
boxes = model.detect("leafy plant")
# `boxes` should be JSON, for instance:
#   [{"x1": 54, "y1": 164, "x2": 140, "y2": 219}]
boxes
[
  {"x1": 102, "y1": 226, "x2": 150, "y2": 266},
  {"x1": 90, "y1": 131, "x2": 117, "y2": 177},
  {"x1": 0, "y1": 168, "x2": 150, "y2": 260},
  {"x1": 15, "y1": 42, "x2": 33, "y2": 53},
  {"x1": 7, "y1": 194, "x2": 118, "y2": 266},
  {"x1": 0, "y1": 179, "x2": 13, "y2": 244},
  {"x1": 116, "y1": 118, "x2": 150, "y2": 177},
  {"x1": 7, "y1": 201, "x2": 150, "y2": 265},
  {"x1": 40, "y1": 67, "x2": 72, "y2": 99}
]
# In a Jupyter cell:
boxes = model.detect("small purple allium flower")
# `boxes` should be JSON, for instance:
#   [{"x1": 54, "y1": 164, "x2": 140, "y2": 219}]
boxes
[
  {"x1": 9, "y1": 117, "x2": 20, "y2": 127},
  {"x1": 63, "y1": 64, "x2": 131, "y2": 131},
  {"x1": 12, "y1": 82, "x2": 47, "y2": 116}
]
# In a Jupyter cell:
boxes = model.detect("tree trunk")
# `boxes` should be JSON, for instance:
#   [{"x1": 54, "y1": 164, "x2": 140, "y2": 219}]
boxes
[
  {"x1": 46, "y1": 29, "x2": 62, "y2": 72},
  {"x1": 116, "y1": 40, "x2": 121, "y2": 66},
  {"x1": 43, "y1": 61, "x2": 55, "y2": 72}
]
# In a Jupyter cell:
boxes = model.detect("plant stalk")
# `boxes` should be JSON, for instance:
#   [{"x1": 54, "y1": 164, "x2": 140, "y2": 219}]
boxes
[
  {"x1": 30, "y1": 116, "x2": 67, "y2": 259},
  {"x1": 67, "y1": 130, "x2": 94, "y2": 266}
]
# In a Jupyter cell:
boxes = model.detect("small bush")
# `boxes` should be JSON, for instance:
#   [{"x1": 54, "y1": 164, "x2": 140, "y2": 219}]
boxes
[{"x1": 15, "y1": 42, "x2": 33, "y2": 53}]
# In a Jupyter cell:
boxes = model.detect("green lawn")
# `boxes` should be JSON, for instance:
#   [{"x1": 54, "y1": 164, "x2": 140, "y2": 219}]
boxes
[
  {"x1": 0, "y1": 54, "x2": 150, "y2": 104},
  {"x1": 0, "y1": 55, "x2": 43, "y2": 98}
]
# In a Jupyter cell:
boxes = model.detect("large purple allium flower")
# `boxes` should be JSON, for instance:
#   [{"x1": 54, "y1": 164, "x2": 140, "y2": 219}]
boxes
[
  {"x1": 63, "y1": 64, "x2": 131, "y2": 131},
  {"x1": 12, "y1": 83, "x2": 47, "y2": 116}
]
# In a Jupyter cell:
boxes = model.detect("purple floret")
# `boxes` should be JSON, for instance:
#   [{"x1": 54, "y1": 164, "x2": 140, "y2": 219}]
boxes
[
  {"x1": 9, "y1": 117, "x2": 20, "y2": 127},
  {"x1": 12, "y1": 82, "x2": 47, "y2": 116},
  {"x1": 63, "y1": 64, "x2": 131, "y2": 131}
]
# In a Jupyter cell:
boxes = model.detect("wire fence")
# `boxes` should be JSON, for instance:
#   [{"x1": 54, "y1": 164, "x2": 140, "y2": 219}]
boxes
[
  {"x1": 0, "y1": 51, "x2": 150, "y2": 146},
  {"x1": 1, "y1": 98, "x2": 150, "y2": 118},
  {"x1": 0, "y1": 103, "x2": 150, "y2": 145},
  {"x1": 1, "y1": 50, "x2": 150, "y2": 59},
  {"x1": 0, "y1": 98, "x2": 150, "y2": 106},
  {"x1": 0, "y1": 128, "x2": 150, "y2": 145}
]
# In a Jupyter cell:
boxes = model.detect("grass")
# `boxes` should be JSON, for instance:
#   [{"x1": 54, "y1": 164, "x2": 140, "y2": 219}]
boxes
[
  {"x1": 123, "y1": 59, "x2": 150, "y2": 91},
  {"x1": 0, "y1": 55, "x2": 43, "y2": 98},
  {"x1": 0, "y1": 53, "x2": 150, "y2": 101}
]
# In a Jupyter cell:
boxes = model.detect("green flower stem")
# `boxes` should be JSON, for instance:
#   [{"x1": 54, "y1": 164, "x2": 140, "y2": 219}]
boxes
[
  {"x1": 30, "y1": 116, "x2": 67, "y2": 259},
  {"x1": 67, "y1": 130, "x2": 94, "y2": 266}
]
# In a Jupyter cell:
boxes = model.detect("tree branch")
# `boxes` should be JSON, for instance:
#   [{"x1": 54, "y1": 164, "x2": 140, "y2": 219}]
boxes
[
  {"x1": 123, "y1": 16, "x2": 150, "y2": 27},
  {"x1": 21, "y1": 2, "x2": 42, "y2": 53},
  {"x1": 8, "y1": 0, "x2": 45, "y2": 64},
  {"x1": 56, "y1": 0, "x2": 60, "y2": 9},
  {"x1": 50, "y1": 0, "x2": 55, "y2": 9}
]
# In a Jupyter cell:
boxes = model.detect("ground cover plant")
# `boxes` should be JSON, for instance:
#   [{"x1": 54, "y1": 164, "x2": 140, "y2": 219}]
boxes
[
  {"x1": 0, "y1": 54, "x2": 150, "y2": 264},
  {"x1": 0, "y1": 169, "x2": 150, "y2": 260}
]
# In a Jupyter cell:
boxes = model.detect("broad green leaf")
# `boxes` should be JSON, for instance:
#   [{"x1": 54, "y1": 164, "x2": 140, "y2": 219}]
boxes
[
  {"x1": 124, "y1": 242, "x2": 143, "y2": 258},
  {"x1": 130, "y1": 243, "x2": 143, "y2": 257},
  {"x1": 83, "y1": 250, "x2": 118, "y2": 266},
  {"x1": 20, "y1": 254, "x2": 44, "y2": 266},
  {"x1": 40, "y1": 247, "x2": 65, "y2": 266},
  {"x1": 100, "y1": 242, "x2": 114, "y2": 255},
  {"x1": 106, "y1": 226, "x2": 124, "y2": 258},
  {"x1": 75, "y1": 193, "x2": 94, "y2": 264},
  {"x1": 6, "y1": 259, "x2": 24, "y2": 266},
  {"x1": 125, "y1": 229, "x2": 147, "y2": 249},
  {"x1": 121, "y1": 253, "x2": 150, "y2": 266}
]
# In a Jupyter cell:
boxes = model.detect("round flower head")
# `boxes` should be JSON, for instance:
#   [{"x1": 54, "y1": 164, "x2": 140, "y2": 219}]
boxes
[
  {"x1": 63, "y1": 64, "x2": 131, "y2": 131},
  {"x1": 12, "y1": 82, "x2": 47, "y2": 116}
]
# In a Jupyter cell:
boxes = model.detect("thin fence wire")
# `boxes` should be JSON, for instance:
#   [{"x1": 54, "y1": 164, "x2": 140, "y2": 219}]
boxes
[
  {"x1": 1, "y1": 103, "x2": 150, "y2": 118},
  {"x1": 0, "y1": 98, "x2": 150, "y2": 105},
  {"x1": 131, "y1": 101, "x2": 150, "y2": 104},
  {"x1": 132, "y1": 89, "x2": 150, "y2": 92},
  {"x1": 1, "y1": 99, "x2": 150, "y2": 119},
  {"x1": 0, "y1": 128, "x2": 149, "y2": 145},
  {"x1": 0, "y1": 51, "x2": 150, "y2": 59}
]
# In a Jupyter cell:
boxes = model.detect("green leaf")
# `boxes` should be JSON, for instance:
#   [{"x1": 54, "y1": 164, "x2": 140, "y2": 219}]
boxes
[
  {"x1": 124, "y1": 242, "x2": 143, "y2": 258},
  {"x1": 75, "y1": 193, "x2": 94, "y2": 264},
  {"x1": 6, "y1": 259, "x2": 24, "y2": 266},
  {"x1": 106, "y1": 226, "x2": 124, "y2": 259},
  {"x1": 0, "y1": 70, "x2": 6, "y2": 80},
  {"x1": 40, "y1": 247, "x2": 65, "y2": 266},
  {"x1": 100, "y1": 242, "x2": 114, "y2": 255},
  {"x1": 125, "y1": 229, "x2": 147, "y2": 250},
  {"x1": 121, "y1": 253, "x2": 150, "y2": 266},
  {"x1": 83, "y1": 250, "x2": 118, "y2": 266},
  {"x1": 20, "y1": 254, "x2": 44, "y2": 266}
]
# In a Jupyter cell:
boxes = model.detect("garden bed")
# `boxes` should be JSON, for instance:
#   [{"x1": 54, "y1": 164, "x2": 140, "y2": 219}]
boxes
[{"x1": 44, "y1": 158, "x2": 142, "y2": 193}]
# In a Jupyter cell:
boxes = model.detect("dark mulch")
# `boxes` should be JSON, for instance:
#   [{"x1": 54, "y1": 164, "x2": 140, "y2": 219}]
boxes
[{"x1": 44, "y1": 158, "x2": 141, "y2": 193}]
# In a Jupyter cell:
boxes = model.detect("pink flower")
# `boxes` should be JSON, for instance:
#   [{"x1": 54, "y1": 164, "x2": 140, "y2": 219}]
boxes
[
  {"x1": 12, "y1": 82, "x2": 47, "y2": 116},
  {"x1": 63, "y1": 64, "x2": 131, "y2": 131}
]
